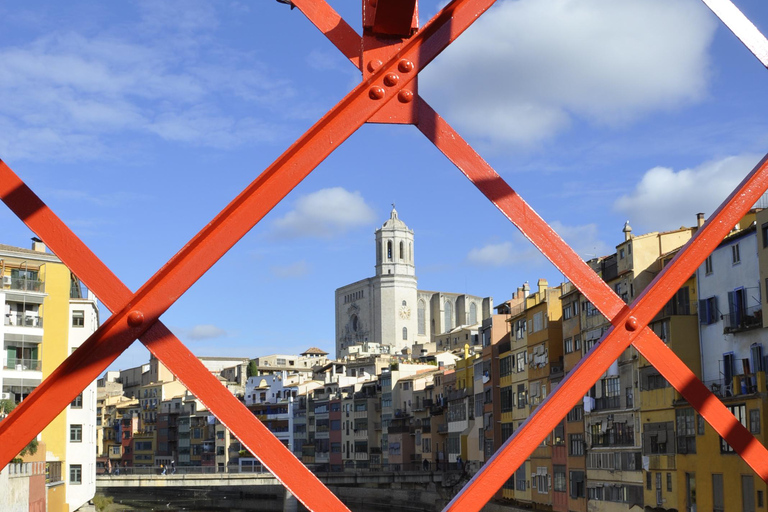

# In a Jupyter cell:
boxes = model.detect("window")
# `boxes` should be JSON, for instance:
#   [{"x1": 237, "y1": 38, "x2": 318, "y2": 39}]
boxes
[
  {"x1": 564, "y1": 337, "x2": 573, "y2": 353},
  {"x1": 699, "y1": 296, "x2": 718, "y2": 325},
  {"x1": 569, "y1": 434, "x2": 584, "y2": 456},
  {"x1": 444, "y1": 301, "x2": 452, "y2": 331},
  {"x1": 763, "y1": 223, "x2": 768, "y2": 248},
  {"x1": 712, "y1": 474, "x2": 725, "y2": 512},
  {"x1": 705, "y1": 255, "x2": 713, "y2": 275},
  {"x1": 569, "y1": 470, "x2": 585, "y2": 498},
  {"x1": 532, "y1": 311, "x2": 544, "y2": 332},
  {"x1": 499, "y1": 355, "x2": 512, "y2": 377},
  {"x1": 417, "y1": 300, "x2": 426, "y2": 335},
  {"x1": 567, "y1": 405, "x2": 583, "y2": 422},
  {"x1": 697, "y1": 414, "x2": 705, "y2": 435},
  {"x1": 733, "y1": 243, "x2": 741, "y2": 264},
  {"x1": 69, "y1": 464, "x2": 82, "y2": 484},
  {"x1": 619, "y1": 248, "x2": 625, "y2": 259},
  {"x1": 667, "y1": 472, "x2": 672, "y2": 492},
  {"x1": 721, "y1": 404, "x2": 747, "y2": 453},
  {"x1": 553, "y1": 467, "x2": 566, "y2": 492},
  {"x1": 500, "y1": 386, "x2": 514, "y2": 413},
  {"x1": 750, "y1": 408, "x2": 760, "y2": 434},
  {"x1": 71, "y1": 393, "x2": 83, "y2": 408},
  {"x1": 72, "y1": 310, "x2": 85, "y2": 327},
  {"x1": 517, "y1": 384, "x2": 527, "y2": 409},
  {"x1": 574, "y1": 335, "x2": 581, "y2": 351},
  {"x1": 516, "y1": 351, "x2": 526, "y2": 373},
  {"x1": 402, "y1": 327, "x2": 407, "y2": 340},
  {"x1": 676, "y1": 409, "x2": 696, "y2": 454},
  {"x1": 646, "y1": 471, "x2": 652, "y2": 490},
  {"x1": 603, "y1": 377, "x2": 620, "y2": 397},
  {"x1": 70, "y1": 424, "x2": 82, "y2": 443}
]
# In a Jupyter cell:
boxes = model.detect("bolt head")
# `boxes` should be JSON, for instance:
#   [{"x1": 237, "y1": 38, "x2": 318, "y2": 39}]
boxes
[
  {"x1": 369, "y1": 86, "x2": 385, "y2": 100},
  {"x1": 398, "y1": 60, "x2": 414, "y2": 73},
  {"x1": 625, "y1": 316, "x2": 638, "y2": 332},
  {"x1": 383, "y1": 73, "x2": 399, "y2": 87},
  {"x1": 127, "y1": 310, "x2": 145, "y2": 328},
  {"x1": 367, "y1": 60, "x2": 383, "y2": 73},
  {"x1": 397, "y1": 90, "x2": 414, "y2": 103}
]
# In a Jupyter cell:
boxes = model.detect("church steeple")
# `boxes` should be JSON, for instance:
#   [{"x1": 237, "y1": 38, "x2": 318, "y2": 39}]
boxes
[{"x1": 375, "y1": 205, "x2": 415, "y2": 277}]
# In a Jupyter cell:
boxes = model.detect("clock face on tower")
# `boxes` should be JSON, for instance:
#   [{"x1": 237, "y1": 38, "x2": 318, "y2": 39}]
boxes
[{"x1": 399, "y1": 305, "x2": 411, "y2": 320}]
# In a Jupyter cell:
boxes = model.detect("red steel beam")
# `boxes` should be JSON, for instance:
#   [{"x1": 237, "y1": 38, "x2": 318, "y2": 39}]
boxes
[
  {"x1": 0, "y1": 0, "x2": 498, "y2": 504},
  {"x1": 291, "y1": 0, "x2": 362, "y2": 67},
  {"x1": 0, "y1": 163, "x2": 350, "y2": 511},
  {"x1": 701, "y1": 0, "x2": 768, "y2": 67},
  {"x1": 433, "y1": 123, "x2": 768, "y2": 509}
]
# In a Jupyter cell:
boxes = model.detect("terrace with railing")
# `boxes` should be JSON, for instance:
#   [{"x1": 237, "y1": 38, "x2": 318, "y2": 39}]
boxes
[{"x1": 722, "y1": 305, "x2": 763, "y2": 334}]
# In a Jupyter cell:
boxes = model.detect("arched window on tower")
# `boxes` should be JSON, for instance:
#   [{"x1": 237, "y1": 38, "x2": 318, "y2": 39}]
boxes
[
  {"x1": 400, "y1": 241, "x2": 404, "y2": 260},
  {"x1": 444, "y1": 301, "x2": 453, "y2": 332},
  {"x1": 418, "y1": 300, "x2": 426, "y2": 335},
  {"x1": 402, "y1": 327, "x2": 408, "y2": 341},
  {"x1": 387, "y1": 241, "x2": 392, "y2": 260},
  {"x1": 409, "y1": 242, "x2": 412, "y2": 263},
  {"x1": 469, "y1": 302, "x2": 477, "y2": 324}
]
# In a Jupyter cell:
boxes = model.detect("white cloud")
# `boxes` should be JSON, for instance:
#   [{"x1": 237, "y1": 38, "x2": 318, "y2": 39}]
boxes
[
  {"x1": 271, "y1": 260, "x2": 310, "y2": 279},
  {"x1": 550, "y1": 221, "x2": 611, "y2": 259},
  {"x1": 0, "y1": 16, "x2": 296, "y2": 161},
  {"x1": 467, "y1": 221, "x2": 609, "y2": 267},
  {"x1": 467, "y1": 240, "x2": 541, "y2": 267},
  {"x1": 421, "y1": 0, "x2": 717, "y2": 148},
  {"x1": 186, "y1": 324, "x2": 227, "y2": 340},
  {"x1": 271, "y1": 188, "x2": 376, "y2": 239},
  {"x1": 614, "y1": 154, "x2": 762, "y2": 232}
]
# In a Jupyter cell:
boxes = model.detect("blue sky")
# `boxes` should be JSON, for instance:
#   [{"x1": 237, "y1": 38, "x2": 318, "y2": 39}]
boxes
[{"x1": 1, "y1": 0, "x2": 768, "y2": 369}]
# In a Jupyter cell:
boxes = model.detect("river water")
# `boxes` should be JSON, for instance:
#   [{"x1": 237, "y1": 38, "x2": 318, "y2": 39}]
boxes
[{"x1": 97, "y1": 488, "x2": 434, "y2": 512}]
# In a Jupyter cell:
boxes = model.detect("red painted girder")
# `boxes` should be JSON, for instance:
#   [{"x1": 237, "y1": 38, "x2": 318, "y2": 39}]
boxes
[
  {"x1": 0, "y1": 163, "x2": 350, "y2": 512},
  {"x1": 633, "y1": 333, "x2": 768, "y2": 475},
  {"x1": 369, "y1": 0, "x2": 418, "y2": 37},
  {"x1": 701, "y1": 0, "x2": 768, "y2": 67},
  {"x1": 0, "y1": 0, "x2": 497, "y2": 494},
  {"x1": 416, "y1": 99, "x2": 622, "y2": 321},
  {"x1": 292, "y1": 0, "x2": 420, "y2": 123},
  {"x1": 290, "y1": 0, "x2": 362, "y2": 67},
  {"x1": 418, "y1": 101, "x2": 768, "y2": 508}
]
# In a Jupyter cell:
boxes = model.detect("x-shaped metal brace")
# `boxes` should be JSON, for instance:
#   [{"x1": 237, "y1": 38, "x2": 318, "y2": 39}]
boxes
[{"x1": 1, "y1": 0, "x2": 768, "y2": 511}]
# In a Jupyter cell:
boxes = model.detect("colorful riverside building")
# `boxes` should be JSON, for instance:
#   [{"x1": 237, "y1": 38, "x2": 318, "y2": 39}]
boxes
[
  {"x1": 668, "y1": 211, "x2": 768, "y2": 512},
  {"x1": 518, "y1": 280, "x2": 564, "y2": 510},
  {"x1": 1, "y1": 241, "x2": 99, "y2": 512}
]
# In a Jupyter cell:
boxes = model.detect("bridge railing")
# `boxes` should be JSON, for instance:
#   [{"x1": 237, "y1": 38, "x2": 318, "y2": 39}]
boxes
[{"x1": 98, "y1": 460, "x2": 465, "y2": 477}]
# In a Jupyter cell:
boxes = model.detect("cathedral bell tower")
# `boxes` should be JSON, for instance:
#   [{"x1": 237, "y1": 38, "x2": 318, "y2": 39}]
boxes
[{"x1": 375, "y1": 205, "x2": 415, "y2": 277}]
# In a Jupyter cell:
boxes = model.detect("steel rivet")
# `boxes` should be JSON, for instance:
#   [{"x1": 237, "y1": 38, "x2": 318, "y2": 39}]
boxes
[
  {"x1": 398, "y1": 60, "x2": 414, "y2": 73},
  {"x1": 625, "y1": 316, "x2": 638, "y2": 332},
  {"x1": 397, "y1": 90, "x2": 414, "y2": 103},
  {"x1": 369, "y1": 86, "x2": 385, "y2": 100},
  {"x1": 383, "y1": 73, "x2": 400, "y2": 87},
  {"x1": 367, "y1": 60, "x2": 383, "y2": 73},
  {"x1": 127, "y1": 310, "x2": 145, "y2": 328}
]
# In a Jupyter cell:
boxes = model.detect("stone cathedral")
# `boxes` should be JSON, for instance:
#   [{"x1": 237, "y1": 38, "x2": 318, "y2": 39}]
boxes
[{"x1": 335, "y1": 207, "x2": 490, "y2": 359}]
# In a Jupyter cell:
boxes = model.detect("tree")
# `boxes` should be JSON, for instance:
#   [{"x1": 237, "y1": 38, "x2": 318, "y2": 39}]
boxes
[
  {"x1": 0, "y1": 399, "x2": 39, "y2": 461},
  {"x1": 246, "y1": 359, "x2": 259, "y2": 378}
]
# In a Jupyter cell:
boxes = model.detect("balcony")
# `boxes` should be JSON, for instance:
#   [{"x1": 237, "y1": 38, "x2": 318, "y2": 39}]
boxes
[
  {"x1": 4, "y1": 313, "x2": 43, "y2": 328},
  {"x1": 723, "y1": 305, "x2": 763, "y2": 334},
  {"x1": 3, "y1": 357, "x2": 42, "y2": 372},
  {"x1": 6, "y1": 278, "x2": 45, "y2": 293},
  {"x1": 594, "y1": 396, "x2": 621, "y2": 411}
]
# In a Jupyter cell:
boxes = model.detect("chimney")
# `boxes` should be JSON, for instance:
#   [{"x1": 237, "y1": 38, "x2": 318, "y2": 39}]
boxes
[
  {"x1": 696, "y1": 213, "x2": 705, "y2": 228},
  {"x1": 32, "y1": 241, "x2": 46, "y2": 253},
  {"x1": 622, "y1": 221, "x2": 632, "y2": 241},
  {"x1": 522, "y1": 282, "x2": 530, "y2": 297},
  {"x1": 537, "y1": 278, "x2": 548, "y2": 294}
]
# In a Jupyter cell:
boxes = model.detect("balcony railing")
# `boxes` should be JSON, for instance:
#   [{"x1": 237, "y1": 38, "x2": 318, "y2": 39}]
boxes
[
  {"x1": 4, "y1": 313, "x2": 43, "y2": 328},
  {"x1": 7, "y1": 278, "x2": 45, "y2": 293},
  {"x1": 594, "y1": 396, "x2": 621, "y2": 411},
  {"x1": 3, "y1": 358, "x2": 42, "y2": 371},
  {"x1": 723, "y1": 305, "x2": 763, "y2": 334}
]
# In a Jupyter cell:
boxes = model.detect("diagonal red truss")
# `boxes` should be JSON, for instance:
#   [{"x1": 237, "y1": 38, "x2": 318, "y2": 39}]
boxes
[{"x1": 0, "y1": 0, "x2": 767, "y2": 511}]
